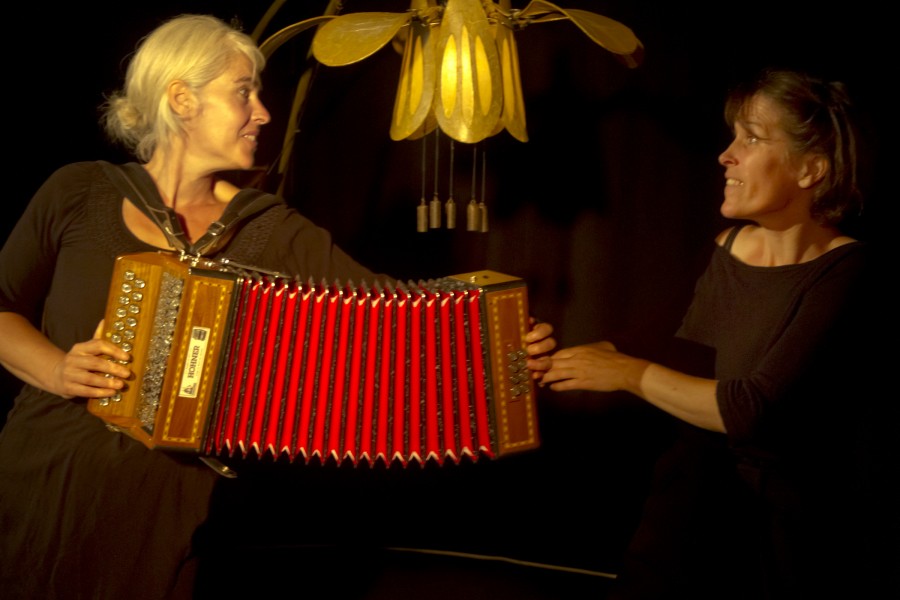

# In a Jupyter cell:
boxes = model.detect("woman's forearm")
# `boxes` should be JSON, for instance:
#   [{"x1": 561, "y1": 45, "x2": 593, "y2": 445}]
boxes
[
  {"x1": 545, "y1": 343, "x2": 726, "y2": 433},
  {"x1": 0, "y1": 311, "x2": 131, "y2": 399},
  {"x1": 633, "y1": 362, "x2": 725, "y2": 432},
  {"x1": 0, "y1": 311, "x2": 67, "y2": 392}
]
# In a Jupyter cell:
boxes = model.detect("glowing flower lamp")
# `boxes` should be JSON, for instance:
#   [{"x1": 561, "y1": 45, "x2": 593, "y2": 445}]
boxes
[{"x1": 261, "y1": 0, "x2": 644, "y2": 144}]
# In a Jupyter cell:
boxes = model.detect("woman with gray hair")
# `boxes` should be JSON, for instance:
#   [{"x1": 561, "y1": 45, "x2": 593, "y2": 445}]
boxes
[{"x1": 0, "y1": 13, "x2": 556, "y2": 598}]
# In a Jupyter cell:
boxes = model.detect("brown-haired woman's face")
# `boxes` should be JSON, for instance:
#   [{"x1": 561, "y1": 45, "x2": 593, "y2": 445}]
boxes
[{"x1": 716, "y1": 94, "x2": 814, "y2": 226}]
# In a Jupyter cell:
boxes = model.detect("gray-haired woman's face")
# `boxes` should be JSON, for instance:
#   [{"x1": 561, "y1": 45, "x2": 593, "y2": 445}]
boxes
[{"x1": 181, "y1": 55, "x2": 271, "y2": 172}]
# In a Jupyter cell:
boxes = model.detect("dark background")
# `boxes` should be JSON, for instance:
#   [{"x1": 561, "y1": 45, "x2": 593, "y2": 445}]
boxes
[{"x1": 2, "y1": 1, "x2": 891, "y2": 597}]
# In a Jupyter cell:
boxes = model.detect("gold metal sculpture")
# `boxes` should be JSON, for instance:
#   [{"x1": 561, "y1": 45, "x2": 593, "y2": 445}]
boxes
[
  {"x1": 254, "y1": 1, "x2": 643, "y2": 231},
  {"x1": 258, "y1": 0, "x2": 643, "y2": 145}
]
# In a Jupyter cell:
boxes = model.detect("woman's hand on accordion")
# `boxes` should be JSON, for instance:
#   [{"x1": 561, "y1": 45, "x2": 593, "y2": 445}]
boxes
[
  {"x1": 52, "y1": 323, "x2": 133, "y2": 400},
  {"x1": 0, "y1": 313, "x2": 132, "y2": 400},
  {"x1": 524, "y1": 319, "x2": 556, "y2": 383},
  {"x1": 540, "y1": 341, "x2": 629, "y2": 393}
]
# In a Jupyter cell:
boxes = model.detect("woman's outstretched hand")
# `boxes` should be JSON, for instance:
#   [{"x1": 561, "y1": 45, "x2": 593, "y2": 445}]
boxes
[{"x1": 541, "y1": 341, "x2": 639, "y2": 393}]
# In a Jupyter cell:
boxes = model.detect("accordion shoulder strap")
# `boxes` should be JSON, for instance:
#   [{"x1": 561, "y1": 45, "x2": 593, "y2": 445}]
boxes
[{"x1": 99, "y1": 160, "x2": 282, "y2": 257}]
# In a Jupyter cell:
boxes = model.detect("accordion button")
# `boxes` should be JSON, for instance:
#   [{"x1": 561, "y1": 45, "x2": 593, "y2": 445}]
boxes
[
  {"x1": 510, "y1": 372, "x2": 527, "y2": 385},
  {"x1": 510, "y1": 384, "x2": 530, "y2": 398}
]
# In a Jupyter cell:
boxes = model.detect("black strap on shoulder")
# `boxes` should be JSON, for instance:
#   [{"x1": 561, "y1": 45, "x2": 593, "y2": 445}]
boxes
[
  {"x1": 100, "y1": 160, "x2": 191, "y2": 252},
  {"x1": 192, "y1": 187, "x2": 283, "y2": 256},
  {"x1": 99, "y1": 161, "x2": 282, "y2": 256},
  {"x1": 723, "y1": 223, "x2": 746, "y2": 251}
]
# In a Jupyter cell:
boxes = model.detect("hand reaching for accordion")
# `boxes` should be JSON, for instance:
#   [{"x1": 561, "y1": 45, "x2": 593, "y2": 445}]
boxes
[
  {"x1": 524, "y1": 318, "x2": 556, "y2": 383},
  {"x1": 542, "y1": 340, "x2": 724, "y2": 431},
  {"x1": 540, "y1": 341, "x2": 639, "y2": 393}
]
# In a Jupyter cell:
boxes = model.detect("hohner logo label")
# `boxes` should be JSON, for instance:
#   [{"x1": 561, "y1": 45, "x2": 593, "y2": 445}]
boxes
[{"x1": 179, "y1": 327, "x2": 210, "y2": 398}]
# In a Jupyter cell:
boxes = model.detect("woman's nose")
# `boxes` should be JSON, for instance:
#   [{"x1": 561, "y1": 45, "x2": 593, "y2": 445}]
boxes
[
  {"x1": 718, "y1": 141, "x2": 737, "y2": 166},
  {"x1": 253, "y1": 99, "x2": 271, "y2": 125}
]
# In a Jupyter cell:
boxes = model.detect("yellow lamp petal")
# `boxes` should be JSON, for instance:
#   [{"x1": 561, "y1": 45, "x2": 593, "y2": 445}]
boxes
[
  {"x1": 391, "y1": 19, "x2": 438, "y2": 141},
  {"x1": 434, "y1": 0, "x2": 502, "y2": 143},
  {"x1": 493, "y1": 22, "x2": 528, "y2": 142}
]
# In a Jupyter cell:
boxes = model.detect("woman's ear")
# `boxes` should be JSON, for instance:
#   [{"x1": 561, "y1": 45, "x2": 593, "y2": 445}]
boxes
[
  {"x1": 798, "y1": 154, "x2": 829, "y2": 189},
  {"x1": 167, "y1": 80, "x2": 196, "y2": 119}
]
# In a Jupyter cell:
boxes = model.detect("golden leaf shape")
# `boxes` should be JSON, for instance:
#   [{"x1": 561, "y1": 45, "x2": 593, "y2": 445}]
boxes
[
  {"x1": 258, "y1": 16, "x2": 335, "y2": 59},
  {"x1": 518, "y1": 0, "x2": 643, "y2": 66},
  {"x1": 312, "y1": 12, "x2": 413, "y2": 66}
]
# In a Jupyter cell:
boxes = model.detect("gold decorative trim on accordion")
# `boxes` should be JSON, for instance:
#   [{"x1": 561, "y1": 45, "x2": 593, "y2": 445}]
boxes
[{"x1": 88, "y1": 251, "x2": 540, "y2": 465}]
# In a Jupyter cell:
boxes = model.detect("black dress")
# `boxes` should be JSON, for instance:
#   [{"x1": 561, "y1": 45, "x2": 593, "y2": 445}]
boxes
[
  {"x1": 0, "y1": 161, "x2": 376, "y2": 599},
  {"x1": 609, "y1": 225, "x2": 890, "y2": 599}
]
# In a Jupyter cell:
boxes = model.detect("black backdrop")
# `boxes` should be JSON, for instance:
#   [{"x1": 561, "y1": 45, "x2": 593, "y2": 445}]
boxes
[{"x1": 2, "y1": 1, "x2": 891, "y2": 597}]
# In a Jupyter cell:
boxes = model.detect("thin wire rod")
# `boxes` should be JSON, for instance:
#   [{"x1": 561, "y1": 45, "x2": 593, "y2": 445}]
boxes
[
  {"x1": 479, "y1": 144, "x2": 488, "y2": 232},
  {"x1": 468, "y1": 144, "x2": 480, "y2": 231},
  {"x1": 445, "y1": 139, "x2": 457, "y2": 228},
  {"x1": 417, "y1": 134, "x2": 428, "y2": 231},
  {"x1": 430, "y1": 128, "x2": 441, "y2": 228}
]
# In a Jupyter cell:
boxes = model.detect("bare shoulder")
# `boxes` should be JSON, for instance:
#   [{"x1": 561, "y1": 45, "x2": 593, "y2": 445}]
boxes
[
  {"x1": 714, "y1": 223, "x2": 756, "y2": 247},
  {"x1": 829, "y1": 234, "x2": 858, "y2": 249},
  {"x1": 714, "y1": 228, "x2": 733, "y2": 246},
  {"x1": 212, "y1": 179, "x2": 242, "y2": 204}
]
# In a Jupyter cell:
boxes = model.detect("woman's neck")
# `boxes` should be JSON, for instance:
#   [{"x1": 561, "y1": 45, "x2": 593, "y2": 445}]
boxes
[
  {"x1": 736, "y1": 222, "x2": 855, "y2": 266},
  {"x1": 142, "y1": 152, "x2": 217, "y2": 210}
]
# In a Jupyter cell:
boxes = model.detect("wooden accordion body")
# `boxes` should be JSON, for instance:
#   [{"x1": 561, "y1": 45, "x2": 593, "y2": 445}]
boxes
[{"x1": 88, "y1": 252, "x2": 540, "y2": 466}]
